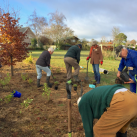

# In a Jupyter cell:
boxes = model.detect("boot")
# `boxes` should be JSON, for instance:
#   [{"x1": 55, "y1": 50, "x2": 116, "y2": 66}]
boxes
[
  {"x1": 116, "y1": 131, "x2": 127, "y2": 137},
  {"x1": 94, "y1": 75, "x2": 97, "y2": 82},
  {"x1": 73, "y1": 75, "x2": 81, "y2": 83},
  {"x1": 46, "y1": 76, "x2": 53, "y2": 88},
  {"x1": 37, "y1": 79, "x2": 43, "y2": 87}
]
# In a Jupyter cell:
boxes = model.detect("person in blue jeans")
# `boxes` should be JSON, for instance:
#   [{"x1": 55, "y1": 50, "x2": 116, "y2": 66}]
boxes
[
  {"x1": 86, "y1": 40, "x2": 103, "y2": 84},
  {"x1": 36, "y1": 47, "x2": 54, "y2": 88},
  {"x1": 117, "y1": 46, "x2": 137, "y2": 93}
]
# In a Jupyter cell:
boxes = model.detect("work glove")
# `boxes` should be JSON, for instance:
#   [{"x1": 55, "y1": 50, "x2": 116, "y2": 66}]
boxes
[
  {"x1": 100, "y1": 61, "x2": 103, "y2": 65},
  {"x1": 86, "y1": 57, "x2": 90, "y2": 60}
]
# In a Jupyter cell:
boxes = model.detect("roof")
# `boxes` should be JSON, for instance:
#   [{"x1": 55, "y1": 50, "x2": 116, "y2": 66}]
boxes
[
  {"x1": 19, "y1": 27, "x2": 36, "y2": 37},
  {"x1": 19, "y1": 27, "x2": 29, "y2": 33}
]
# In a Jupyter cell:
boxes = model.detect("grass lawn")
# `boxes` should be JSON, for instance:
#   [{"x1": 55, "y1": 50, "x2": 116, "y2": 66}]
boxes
[{"x1": 29, "y1": 50, "x2": 130, "y2": 89}]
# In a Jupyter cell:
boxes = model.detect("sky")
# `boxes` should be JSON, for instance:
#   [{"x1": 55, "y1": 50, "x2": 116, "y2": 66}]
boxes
[{"x1": 1, "y1": 0, "x2": 137, "y2": 42}]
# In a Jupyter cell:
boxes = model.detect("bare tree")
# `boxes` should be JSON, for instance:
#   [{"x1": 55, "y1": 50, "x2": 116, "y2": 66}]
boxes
[
  {"x1": 111, "y1": 27, "x2": 120, "y2": 58},
  {"x1": 26, "y1": 10, "x2": 48, "y2": 47},
  {"x1": 62, "y1": 27, "x2": 74, "y2": 44},
  {"x1": 101, "y1": 36, "x2": 107, "y2": 44},
  {"x1": 112, "y1": 27, "x2": 120, "y2": 45},
  {"x1": 42, "y1": 10, "x2": 74, "y2": 47},
  {"x1": 0, "y1": 0, "x2": 20, "y2": 19},
  {"x1": 47, "y1": 10, "x2": 67, "y2": 46}
]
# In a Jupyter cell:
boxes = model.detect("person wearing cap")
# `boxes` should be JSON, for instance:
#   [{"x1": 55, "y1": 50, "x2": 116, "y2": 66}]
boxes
[
  {"x1": 116, "y1": 45, "x2": 137, "y2": 93},
  {"x1": 86, "y1": 40, "x2": 103, "y2": 84},
  {"x1": 64, "y1": 44, "x2": 82, "y2": 82},
  {"x1": 36, "y1": 47, "x2": 54, "y2": 88},
  {"x1": 77, "y1": 84, "x2": 137, "y2": 137}
]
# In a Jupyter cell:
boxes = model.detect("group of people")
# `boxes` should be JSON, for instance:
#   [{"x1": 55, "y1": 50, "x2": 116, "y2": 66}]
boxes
[
  {"x1": 36, "y1": 40, "x2": 104, "y2": 88},
  {"x1": 0, "y1": 40, "x2": 137, "y2": 137},
  {"x1": 36, "y1": 42, "x2": 137, "y2": 137},
  {"x1": 77, "y1": 45, "x2": 137, "y2": 137}
]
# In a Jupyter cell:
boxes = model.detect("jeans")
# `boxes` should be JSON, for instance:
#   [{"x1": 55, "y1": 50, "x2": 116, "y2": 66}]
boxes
[
  {"x1": 36, "y1": 65, "x2": 51, "y2": 79},
  {"x1": 92, "y1": 64, "x2": 100, "y2": 84}
]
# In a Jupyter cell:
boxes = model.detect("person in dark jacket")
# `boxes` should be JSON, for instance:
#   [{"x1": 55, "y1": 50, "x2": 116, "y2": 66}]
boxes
[
  {"x1": 77, "y1": 84, "x2": 137, "y2": 137},
  {"x1": 64, "y1": 44, "x2": 82, "y2": 82},
  {"x1": 36, "y1": 47, "x2": 54, "y2": 88},
  {"x1": 117, "y1": 46, "x2": 137, "y2": 93}
]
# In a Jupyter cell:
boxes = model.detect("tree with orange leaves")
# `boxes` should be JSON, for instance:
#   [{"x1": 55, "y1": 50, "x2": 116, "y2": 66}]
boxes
[{"x1": 0, "y1": 12, "x2": 29, "y2": 76}]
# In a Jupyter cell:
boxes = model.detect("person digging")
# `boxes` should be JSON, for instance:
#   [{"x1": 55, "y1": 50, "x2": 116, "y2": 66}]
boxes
[
  {"x1": 64, "y1": 44, "x2": 82, "y2": 83},
  {"x1": 36, "y1": 47, "x2": 54, "y2": 88},
  {"x1": 77, "y1": 84, "x2": 137, "y2": 137}
]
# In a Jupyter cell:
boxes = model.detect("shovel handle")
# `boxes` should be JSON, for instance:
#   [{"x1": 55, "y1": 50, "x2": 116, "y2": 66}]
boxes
[
  {"x1": 68, "y1": 99, "x2": 71, "y2": 135},
  {"x1": 80, "y1": 80, "x2": 83, "y2": 96},
  {"x1": 86, "y1": 60, "x2": 88, "y2": 76},
  {"x1": 51, "y1": 72, "x2": 55, "y2": 82}
]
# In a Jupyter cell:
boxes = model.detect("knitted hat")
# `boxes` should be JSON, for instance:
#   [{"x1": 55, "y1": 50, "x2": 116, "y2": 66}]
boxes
[
  {"x1": 77, "y1": 44, "x2": 82, "y2": 49},
  {"x1": 77, "y1": 97, "x2": 82, "y2": 106}
]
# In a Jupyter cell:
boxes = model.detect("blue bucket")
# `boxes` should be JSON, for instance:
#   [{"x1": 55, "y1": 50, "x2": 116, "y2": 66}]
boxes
[{"x1": 12, "y1": 90, "x2": 21, "y2": 98}]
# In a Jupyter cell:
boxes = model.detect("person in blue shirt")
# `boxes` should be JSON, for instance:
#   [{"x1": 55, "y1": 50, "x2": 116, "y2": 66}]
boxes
[{"x1": 117, "y1": 46, "x2": 137, "y2": 93}]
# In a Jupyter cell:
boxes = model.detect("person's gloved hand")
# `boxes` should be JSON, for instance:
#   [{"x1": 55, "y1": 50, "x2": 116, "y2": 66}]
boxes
[
  {"x1": 86, "y1": 57, "x2": 90, "y2": 60},
  {"x1": 100, "y1": 61, "x2": 103, "y2": 65},
  {"x1": 124, "y1": 78, "x2": 134, "y2": 84}
]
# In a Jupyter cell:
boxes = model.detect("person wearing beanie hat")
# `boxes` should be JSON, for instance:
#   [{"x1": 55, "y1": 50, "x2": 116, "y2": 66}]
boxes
[
  {"x1": 86, "y1": 40, "x2": 103, "y2": 84},
  {"x1": 116, "y1": 45, "x2": 137, "y2": 93},
  {"x1": 77, "y1": 44, "x2": 82, "y2": 49},
  {"x1": 77, "y1": 84, "x2": 137, "y2": 137},
  {"x1": 64, "y1": 44, "x2": 82, "y2": 82}
]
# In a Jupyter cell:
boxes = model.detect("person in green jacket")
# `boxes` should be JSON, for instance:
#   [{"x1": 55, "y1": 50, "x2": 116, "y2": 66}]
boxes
[
  {"x1": 77, "y1": 84, "x2": 137, "y2": 137},
  {"x1": 64, "y1": 44, "x2": 82, "y2": 82}
]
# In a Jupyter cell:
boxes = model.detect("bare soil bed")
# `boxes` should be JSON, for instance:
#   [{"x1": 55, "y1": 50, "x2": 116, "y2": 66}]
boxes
[{"x1": 0, "y1": 59, "x2": 137, "y2": 137}]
